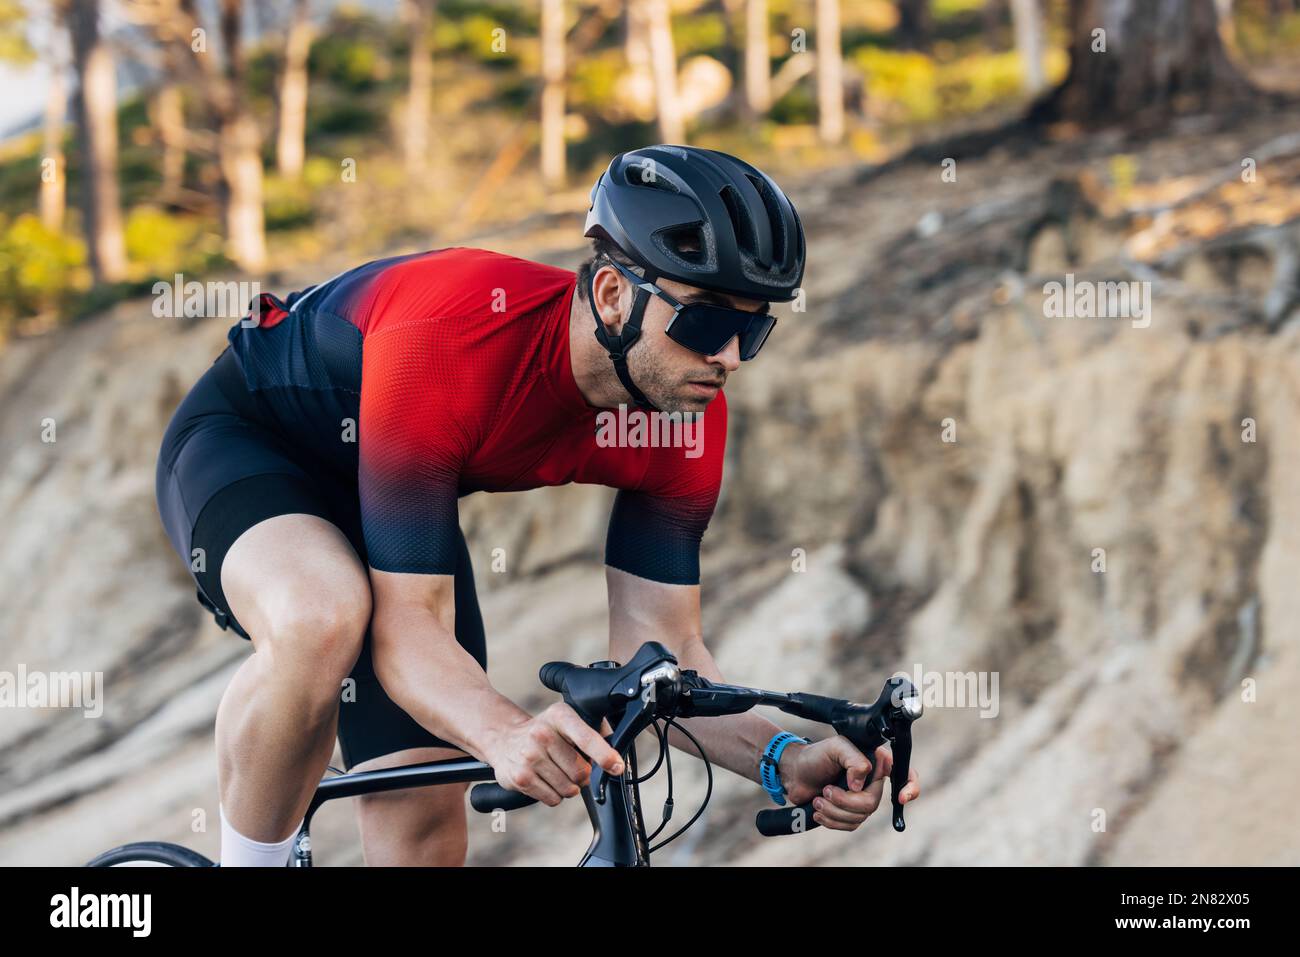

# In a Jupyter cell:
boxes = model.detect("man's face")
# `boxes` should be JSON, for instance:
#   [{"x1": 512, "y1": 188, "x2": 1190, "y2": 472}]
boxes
[{"x1": 602, "y1": 267, "x2": 770, "y2": 415}]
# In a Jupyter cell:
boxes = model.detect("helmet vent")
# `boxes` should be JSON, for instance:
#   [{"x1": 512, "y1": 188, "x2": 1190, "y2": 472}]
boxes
[
  {"x1": 657, "y1": 225, "x2": 708, "y2": 265},
  {"x1": 625, "y1": 162, "x2": 680, "y2": 193},
  {"x1": 746, "y1": 173, "x2": 788, "y2": 266},
  {"x1": 718, "y1": 184, "x2": 757, "y2": 255}
]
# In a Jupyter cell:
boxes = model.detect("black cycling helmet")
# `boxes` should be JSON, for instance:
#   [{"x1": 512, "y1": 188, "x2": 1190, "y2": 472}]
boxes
[
  {"x1": 583, "y1": 145, "x2": 805, "y2": 409},
  {"x1": 584, "y1": 144, "x2": 805, "y2": 302}
]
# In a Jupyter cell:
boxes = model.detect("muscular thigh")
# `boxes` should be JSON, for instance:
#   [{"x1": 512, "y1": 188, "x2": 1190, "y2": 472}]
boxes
[
  {"x1": 221, "y1": 512, "x2": 371, "y2": 655},
  {"x1": 155, "y1": 350, "x2": 487, "y2": 771}
]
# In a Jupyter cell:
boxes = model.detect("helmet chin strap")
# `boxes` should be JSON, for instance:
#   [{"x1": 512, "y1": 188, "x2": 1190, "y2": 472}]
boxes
[{"x1": 588, "y1": 267, "x2": 660, "y2": 412}]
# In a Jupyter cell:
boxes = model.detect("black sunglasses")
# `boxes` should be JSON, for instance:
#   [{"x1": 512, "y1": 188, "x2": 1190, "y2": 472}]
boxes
[{"x1": 604, "y1": 259, "x2": 777, "y2": 361}]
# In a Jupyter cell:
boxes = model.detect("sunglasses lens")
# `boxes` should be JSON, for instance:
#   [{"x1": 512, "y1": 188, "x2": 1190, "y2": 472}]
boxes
[
  {"x1": 738, "y1": 314, "x2": 776, "y2": 360},
  {"x1": 667, "y1": 304, "x2": 776, "y2": 359}
]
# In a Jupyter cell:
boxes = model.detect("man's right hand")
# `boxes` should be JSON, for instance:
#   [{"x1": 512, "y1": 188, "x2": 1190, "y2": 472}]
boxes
[{"x1": 483, "y1": 702, "x2": 624, "y2": 806}]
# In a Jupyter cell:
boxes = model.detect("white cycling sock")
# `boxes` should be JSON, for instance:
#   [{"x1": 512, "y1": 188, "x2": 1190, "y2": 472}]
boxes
[{"x1": 219, "y1": 804, "x2": 302, "y2": 867}]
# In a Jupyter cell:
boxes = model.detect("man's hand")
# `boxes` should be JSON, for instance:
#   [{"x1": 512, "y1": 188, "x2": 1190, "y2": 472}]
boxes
[
  {"x1": 482, "y1": 702, "x2": 624, "y2": 807},
  {"x1": 778, "y1": 737, "x2": 921, "y2": 832}
]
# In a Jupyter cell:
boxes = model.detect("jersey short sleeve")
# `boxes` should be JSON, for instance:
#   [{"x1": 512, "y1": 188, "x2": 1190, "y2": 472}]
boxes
[
  {"x1": 604, "y1": 391, "x2": 727, "y2": 585},
  {"x1": 358, "y1": 319, "x2": 480, "y2": 574}
]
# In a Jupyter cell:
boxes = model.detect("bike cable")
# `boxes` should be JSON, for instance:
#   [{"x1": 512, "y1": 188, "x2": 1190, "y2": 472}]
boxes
[
  {"x1": 647, "y1": 717, "x2": 713, "y2": 853},
  {"x1": 643, "y1": 720, "x2": 674, "y2": 843},
  {"x1": 633, "y1": 720, "x2": 668, "y2": 784}
]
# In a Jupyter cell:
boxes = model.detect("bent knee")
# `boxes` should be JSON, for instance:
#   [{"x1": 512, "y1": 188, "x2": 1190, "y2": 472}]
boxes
[
  {"x1": 253, "y1": 575, "x2": 372, "y2": 680},
  {"x1": 222, "y1": 514, "x2": 373, "y2": 675}
]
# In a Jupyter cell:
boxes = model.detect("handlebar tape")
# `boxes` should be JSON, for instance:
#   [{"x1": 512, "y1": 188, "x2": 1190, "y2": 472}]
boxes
[{"x1": 469, "y1": 783, "x2": 539, "y2": 813}]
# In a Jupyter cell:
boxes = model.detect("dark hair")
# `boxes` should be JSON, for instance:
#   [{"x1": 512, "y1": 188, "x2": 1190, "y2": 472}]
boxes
[{"x1": 576, "y1": 238, "x2": 638, "y2": 304}]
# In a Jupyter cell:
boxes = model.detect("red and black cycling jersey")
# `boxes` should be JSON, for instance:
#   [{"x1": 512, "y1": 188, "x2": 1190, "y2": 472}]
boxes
[{"x1": 225, "y1": 246, "x2": 726, "y2": 585}]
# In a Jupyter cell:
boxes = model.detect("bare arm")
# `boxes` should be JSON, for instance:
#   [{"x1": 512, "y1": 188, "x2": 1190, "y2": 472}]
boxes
[
  {"x1": 606, "y1": 567, "x2": 920, "y2": 831},
  {"x1": 368, "y1": 568, "x2": 527, "y2": 760},
  {"x1": 605, "y1": 566, "x2": 797, "y2": 787},
  {"x1": 368, "y1": 568, "x2": 622, "y2": 805}
]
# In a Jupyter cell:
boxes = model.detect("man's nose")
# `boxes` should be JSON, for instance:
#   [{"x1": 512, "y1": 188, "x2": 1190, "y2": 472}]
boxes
[{"x1": 708, "y1": 336, "x2": 742, "y2": 372}]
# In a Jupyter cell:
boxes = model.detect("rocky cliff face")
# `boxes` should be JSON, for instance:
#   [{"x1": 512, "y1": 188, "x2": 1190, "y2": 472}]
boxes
[{"x1": 3, "y1": 109, "x2": 1298, "y2": 866}]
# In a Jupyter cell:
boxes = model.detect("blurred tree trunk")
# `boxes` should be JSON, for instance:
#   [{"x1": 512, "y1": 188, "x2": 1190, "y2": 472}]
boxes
[
  {"x1": 1040, "y1": 0, "x2": 1253, "y2": 127},
  {"x1": 1010, "y1": 0, "x2": 1046, "y2": 95},
  {"x1": 817, "y1": 0, "x2": 844, "y2": 144},
  {"x1": 744, "y1": 0, "x2": 771, "y2": 117},
  {"x1": 896, "y1": 0, "x2": 931, "y2": 51},
  {"x1": 214, "y1": 0, "x2": 266, "y2": 271},
  {"x1": 41, "y1": 43, "x2": 67, "y2": 231},
  {"x1": 1213, "y1": 0, "x2": 1242, "y2": 58},
  {"x1": 276, "y1": 0, "x2": 313, "y2": 177},
  {"x1": 540, "y1": 0, "x2": 565, "y2": 187},
  {"x1": 983, "y1": 0, "x2": 1004, "y2": 39},
  {"x1": 403, "y1": 0, "x2": 433, "y2": 174},
  {"x1": 151, "y1": 80, "x2": 185, "y2": 201},
  {"x1": 625, "y1": 0, "x2": 648, "y2": 71},
  {"x1": 640, "y1": 0, "x2": 684, "y2": 143},
  {"x1": 122, "y1": 0, "x2": 266, "y2": 270},
  {"x1": 624, "y1": 0, "x2": 653, "y2": 125},
  {"x1": 68, "y1": 0, "x2": 127, "y2": 283}
]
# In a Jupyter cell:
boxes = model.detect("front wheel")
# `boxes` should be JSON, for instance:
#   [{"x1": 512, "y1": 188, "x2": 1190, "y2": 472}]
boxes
[{"x1": 85, "y1": 842, "x2": 215, "y2": 867}]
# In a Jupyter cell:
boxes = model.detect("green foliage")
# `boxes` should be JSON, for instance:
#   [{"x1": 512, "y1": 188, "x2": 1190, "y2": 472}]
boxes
[
  {"x1": 263, "y1": 178, "x2": 317, "y2": 232},
  {"x1": 673, "y1": 12, "x2": 728, "y2": 58},
  {"x1": 856, "y1": 47, "x2": 940, "y2": 122},
  {"x1": 302, "y1": 157, "x2": 344, "y2": 190},
  {"x1": 0, "y1": 146, "x2": 43, "y2": 212},
  {"x1": 446, "y1": 13, "x2": 521, "y2": 68},
  {"x1": 1235, "y1": 8, "x2": 1300, "y2": 60},
  {"x1": 854, "y1": 47, "x2": 1033, "y2": 125},
  {"x1": 936, "y1": 50, "x2": 1036, "y2": 115},
  {"x1": 0, "y1": 0, "x2": 1091, "y2": 341},
  {"x1": 769, "y1": 84, "x2": 818, "y2": 126},
  {"x1": 0, "y1": 214, "x2": 85, "y2": 333},
  {"x1": 0, "y1": 0, "x2": 34, "y2": 65},
  {"x1": 568, "y1": 118, "x2": 656, "y2": 173},
  {"x1": 931, "y1": 0, "x2": 989, "y2": 19},
  {"x1": 494, "y1": 75, "x2": 537, "y2": 113},
  {"x1": 437, "y1": 0, "x2": 534, "y2": 33},
  {"x1": 245, "y1": 47, "x2": 284, "y2": 100},
  {"x1": 308, "y1": 97, "x2": 382, "y2": 136},
  {"x1": 569, "y1": 50, "x2": 624, "y2": 111},
  {"x1": 123, "y1": 206, "x2": 223, "y2": 278},
  {"x1": 310, "y1": 32, "x2": 387, "y2": 91},
  {"x1": 115, "y1": 96, "x2": 152, "y2": 136}
]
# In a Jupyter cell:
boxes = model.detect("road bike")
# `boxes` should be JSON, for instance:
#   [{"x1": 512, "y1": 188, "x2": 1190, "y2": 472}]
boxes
[{"x1": 86, "y1": 641, "x2": 922, "y2": 867}]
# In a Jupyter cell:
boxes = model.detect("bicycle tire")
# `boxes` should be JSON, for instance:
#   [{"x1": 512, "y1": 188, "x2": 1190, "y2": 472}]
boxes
[{"x1": 85, "y1": 842, "x2": 215, "y2": 867}]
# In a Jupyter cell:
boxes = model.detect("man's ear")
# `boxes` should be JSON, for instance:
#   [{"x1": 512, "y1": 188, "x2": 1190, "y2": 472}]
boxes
[{"x1": 592, "y1": 265, "x2": 624, "y2": 336}]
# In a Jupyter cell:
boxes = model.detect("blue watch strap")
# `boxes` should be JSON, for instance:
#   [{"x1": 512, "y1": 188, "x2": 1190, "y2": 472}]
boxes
[{"x1": 760, "y1": 731, "x2": 808, "y2": 806}]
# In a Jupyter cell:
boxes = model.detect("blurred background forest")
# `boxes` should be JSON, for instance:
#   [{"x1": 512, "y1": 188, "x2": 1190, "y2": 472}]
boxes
[
  {"x1": 4, "y1": 0, "x2": 1300, "y2": 866},
  {"x1": 0, "y1": 0, "x2": 1294, "y2": 340}
]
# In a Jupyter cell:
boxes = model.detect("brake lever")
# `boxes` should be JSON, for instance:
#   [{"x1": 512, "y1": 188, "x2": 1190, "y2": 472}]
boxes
[
  {"x1": 756, "y1": 677, "x2": 921, "y2": 837},
  {"x1": 887, "y1": 719, "x2": 912, "y2": 831},
  {"x1": 590, "y1": 688, "x2": 657, "y2": 804}
]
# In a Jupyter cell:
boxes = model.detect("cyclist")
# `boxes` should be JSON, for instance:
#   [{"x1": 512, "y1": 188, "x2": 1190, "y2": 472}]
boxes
[{"x1": 155, "y1": 145, "x2": 920, "y2": 866}]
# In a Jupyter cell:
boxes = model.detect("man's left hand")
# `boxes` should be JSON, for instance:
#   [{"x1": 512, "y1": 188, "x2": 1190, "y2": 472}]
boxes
[{"x1": 778, "y1": 736, "x2": 921, "y2": 832}]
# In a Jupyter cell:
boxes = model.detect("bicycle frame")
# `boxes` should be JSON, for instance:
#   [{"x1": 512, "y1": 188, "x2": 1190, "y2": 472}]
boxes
[{"x1": 289, "y1": 754, "x2": 653, "y2": 866}]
